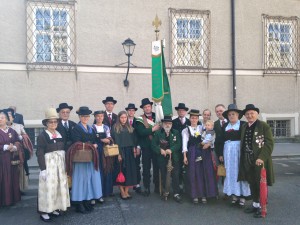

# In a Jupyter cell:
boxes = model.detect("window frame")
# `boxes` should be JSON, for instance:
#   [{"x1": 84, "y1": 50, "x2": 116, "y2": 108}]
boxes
[
  {"x1": 172, "y1": 16, "x2": 205, "y2": 67},
  {"x1": 32, "y1": 6, "x2": 71, "y2": 63},
  {"x1": 263, "y1": 15, "x2": 299, "y2": 74},
  {"x1": 169, "y1": 8, "x2": 211, "y2": 73}
]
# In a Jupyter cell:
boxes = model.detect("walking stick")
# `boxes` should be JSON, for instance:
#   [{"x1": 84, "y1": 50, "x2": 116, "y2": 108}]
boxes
[{"x1": 164, "y1": 154, "x2": 173, "y2": 200}]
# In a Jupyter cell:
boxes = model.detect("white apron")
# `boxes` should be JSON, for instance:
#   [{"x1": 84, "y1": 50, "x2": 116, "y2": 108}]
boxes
[{"x1": 38, "y1": 150, "x2": 70, "y2": 213}]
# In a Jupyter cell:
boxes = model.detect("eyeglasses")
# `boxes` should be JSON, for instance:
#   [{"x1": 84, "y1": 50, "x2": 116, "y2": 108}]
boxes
[{"x1": 47, "y1": 120, "x2": 58, "y2": 124}]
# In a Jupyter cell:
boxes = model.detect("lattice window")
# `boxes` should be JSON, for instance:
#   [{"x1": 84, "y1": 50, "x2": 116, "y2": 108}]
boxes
[
  {"x1": 267, "y1": 120, "x2": 291, "y2": 137},
  {"x1": 25, "y1": 127, "x2": 44, "y2": 147},
  {"x1": 26, "y1": 0, "x2": 76, "y2": 71},
  {"x1": 263, "y1": 15, "x2": 299, "y2": 74},
  {"x1": 169, "y1": 8, "x2": 210, "y2": 73}
]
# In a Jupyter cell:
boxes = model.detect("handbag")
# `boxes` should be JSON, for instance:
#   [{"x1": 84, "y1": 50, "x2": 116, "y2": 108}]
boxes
[
  {"x1": 116, "y1": 163, "x2": 125, "y2": 183},
  {"x1": 72, "y1": 143, "x2": 93, "y2": 162},
  {"x1": 104, "y1": 142, "x2": 119, "y2": 157},
  {"x1": 217, "y1": 163, "x2": 226, "y2": 177}
]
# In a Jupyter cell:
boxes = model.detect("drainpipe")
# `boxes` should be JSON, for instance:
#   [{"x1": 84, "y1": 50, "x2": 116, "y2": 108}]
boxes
[{"x1": 231, "y1": 0, "x2": 237, "y2": 104}]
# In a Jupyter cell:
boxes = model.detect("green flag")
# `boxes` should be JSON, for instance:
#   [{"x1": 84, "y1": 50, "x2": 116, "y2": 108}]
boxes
[{"x1": 152, "y1": 40, "x2": 172, "y2": 116}]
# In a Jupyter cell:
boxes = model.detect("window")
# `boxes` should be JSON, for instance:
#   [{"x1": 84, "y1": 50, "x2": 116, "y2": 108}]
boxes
[
  {"x1": 25, "y1": 127, "x2": 44, "y2": 147},
  {"x1": 267, "y1": 120, "x2": 291, "y2": 138},
  {"x1": 26, "y1": 0, "x2": 76, "y2": 70},
  {"x1": 263, "y1": 15, "x2": 299, "y2": 73},
  {"x1": 169, "y1": 9, "x2": 210, "y2": 73}
]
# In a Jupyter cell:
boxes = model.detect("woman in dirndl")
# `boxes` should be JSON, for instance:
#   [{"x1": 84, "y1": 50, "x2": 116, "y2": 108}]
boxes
[
  {"x1": 70, "y1": 106, "x2": 102, "y2": 213},
  {"x1": 36, "y1": 108, "x2": 70, "y2": 222},
  {"x1": 92, "y1": 110, "x2": 114, "y2": 201},
  {"x1": 111, "y1": 111, "x2": 137, "y2": 200},
  {"x1": 6, "y1": 108, "x2": 33, "y2": 195},
  {"x1": 182, "y1": 109, "x2": 218, "y2": 204},
  {"x1": 219, "y1": 104, "x2": 250, "y2": 207},
  {"x1": 0, "y1": 110, "x2": 21, "y2": 207}
]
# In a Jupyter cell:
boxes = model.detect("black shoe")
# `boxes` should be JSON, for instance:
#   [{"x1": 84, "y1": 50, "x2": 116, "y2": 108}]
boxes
[
  {"x1": 49, "y1": 211, "x2": 60, "y2": 217},
  {"x1": 143, "y1": 188, "x2": 150, "y2": 197},
  {"x1": 75, "y1": 203, "x2": 88, "y2": 214},
  {"x1": 134, "y1": 186, "x2": 142, "y2": 194},
  {"x1": 120, "y1": 194, "x2": 128, "y2": 200},
  {"x1": 244, "y1": 206, "x2": 259, "y2": 214},
  {"x1": 173, "y1": 194, "x2": 183, "y2": 204},
  {"x1": 253, "y1": 209, "x2": 263, "y2": 218},
  {"x1": 83, "y1": 201, "x2": 93, "y2": 212},
  {"x1": 40, "y1": 215, "x2": 51, "y2": 222},
  {"x1": 97, "y1": 197, "x2": 105, "y2": 204}
]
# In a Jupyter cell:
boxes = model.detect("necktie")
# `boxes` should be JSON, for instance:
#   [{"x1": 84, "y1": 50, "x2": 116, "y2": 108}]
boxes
[
  {"x1": 108, "y1": 114, "x2": 112, "y2": 124},
  {"x1": 130, "y1": 120, "x2": 133, "y2": 126},
  {"x1": 180, "y1": 117, "x2": 184, "y2": 125},
  {"x1": 148, "y1": 116, "x2": 152, "y2": 121},
  {"x1": 221, "y1": 120, "x2": 225, "y2": 127},
  {"x1": 64, "y1": 121, "x2": 68, "y2": 129}
]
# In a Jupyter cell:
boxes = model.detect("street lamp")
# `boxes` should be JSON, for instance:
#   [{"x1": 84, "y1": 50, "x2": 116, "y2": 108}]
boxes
[{"x1": 121, "y1": 38, "x2": 136, "y2": 87}]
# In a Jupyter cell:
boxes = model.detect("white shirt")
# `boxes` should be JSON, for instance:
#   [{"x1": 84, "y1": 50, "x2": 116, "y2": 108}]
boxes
[
  {"x1": 94, "y1": 124, "x2": 111, "y2": 138},
  {"x1": 220, "y1": 118, "x2": 228, "y2": 126},
  {"x1": 181, "y1": 125, "x2": 203, "y2": 153},
  {"x1": 179, "y1": 117, "x2": 186, "y2": 124},
  {"x1": 45, "y1": 130, "x2": 62, "y2": 139},
  {"x1": 61, "y1": 120, "x2": 69, "y2": 128}
]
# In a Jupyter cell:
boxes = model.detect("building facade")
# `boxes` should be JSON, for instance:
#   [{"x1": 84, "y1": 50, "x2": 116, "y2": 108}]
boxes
[{"x1": 0, "y1": 0, "x2": 299, "y2": 142}]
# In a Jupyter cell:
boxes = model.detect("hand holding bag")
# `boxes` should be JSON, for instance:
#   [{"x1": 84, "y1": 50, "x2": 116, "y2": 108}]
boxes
[
  {"x1": 116, "y1": 163, "x2": 125, "y2": 183},
  {"x1": 217, "y1": 163, "x2": 226, "y2": 177},
  {"x1": 73, "y1": 142, "x2": 93, "y2": 162},
  {"x1": 104, "y1": 140, "x2": 119, "y2": 157}
]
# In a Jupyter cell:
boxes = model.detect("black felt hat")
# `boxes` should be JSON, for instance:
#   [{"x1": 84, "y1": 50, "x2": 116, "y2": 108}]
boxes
[
  {"x1": 102, "y1": 96, "x2": 117, "y2": 104},
  {"x1": 140, "y1": 98, "x2": 153, "y2": 108},
  {"x1": 222, "y1": 104, "x2": 243, "y2": 120},
  {"x1": 6, "y1": 108, "x2": 15, "y2": 119},
  {"x1": 188, "y1": 109, "x2": 201, "y2": 116},
  {"x1": 175, "y1": 103, "x2": 189, "y2": 111},
  {"x1": 56, "y1": 103, "x2": 73, "y2": 113},
  {"x1": 93, "y1": 110, "x2": 105, "y2": 116},
  {"x1": 76, "y1": 106, "x2": 92, "y2": 115},
  {"x1": 161, "y1": 115, "x2": 173, "y2": 123},
  {"x1": 242, "y1": 104, "x2": 260, "y2": 115},
  {"x1": 125, "y1": 103, "x2": 138, "y2": 111}
]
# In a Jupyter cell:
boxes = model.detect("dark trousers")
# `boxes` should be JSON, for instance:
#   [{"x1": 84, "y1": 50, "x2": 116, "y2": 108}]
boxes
[
  {"x1": 159, "y1": 160, "x2": 180, "y2": 195},
  {"x1": 135, "y1": 154, "x2": 141, "y2": 184},
  {"x1": 248, "y1": 166, "x2": 260, "y2": 203},
  {"x1": 141, "y1": 147, "x2": 159, "y2": 190}
]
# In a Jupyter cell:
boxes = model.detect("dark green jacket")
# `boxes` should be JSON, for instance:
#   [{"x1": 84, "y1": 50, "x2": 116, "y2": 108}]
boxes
[
  {"x1": 238, "y1": 120, "x2": 275, "y2": 186},
  {"x1": 151, "y1": 128, "x2": 182, "y2": 163},
  {"x1": 135, "y1": 114, "x2": 155, "y2": 149}
]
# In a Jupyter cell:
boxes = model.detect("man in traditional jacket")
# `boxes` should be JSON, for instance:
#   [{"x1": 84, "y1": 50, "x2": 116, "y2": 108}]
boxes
[
  {"x1": 56, "y1": 103, "x2": 77, "y2": 150},
  {"x1": 135, "y1": 98, "x2": 160, "y2": 196},
  {"x1": 102, "y1": 96, "x2": 118, "y2": 129},
  {"x1": 239, "y1": 104, "x2": 275, "y2": 218},
  {"x1": 126, "y1": 103, "x2": 142, "y2": 193},
  {"x1": 213, "y1": 104, "x2": 227, "y2": 197},
  {"x1": 152, "y1": 116, "x2": 182, "y2": 203},
  {"x1": 214, "y1": 104, "x2": 227, "y2": 160},
  {"x1": 172, "y1": 103, "x2": 190, "y2": 192}
]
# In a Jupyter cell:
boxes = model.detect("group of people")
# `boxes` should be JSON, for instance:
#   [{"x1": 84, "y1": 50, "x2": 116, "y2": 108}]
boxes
[{"x1": 0, "y1": 97, "x2": 275, "y2": 222}]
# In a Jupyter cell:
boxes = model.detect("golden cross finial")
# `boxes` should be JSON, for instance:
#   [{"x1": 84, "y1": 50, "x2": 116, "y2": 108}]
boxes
[{"x1": 152, "y1": 14, "x2": 162, "y2": 40}]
